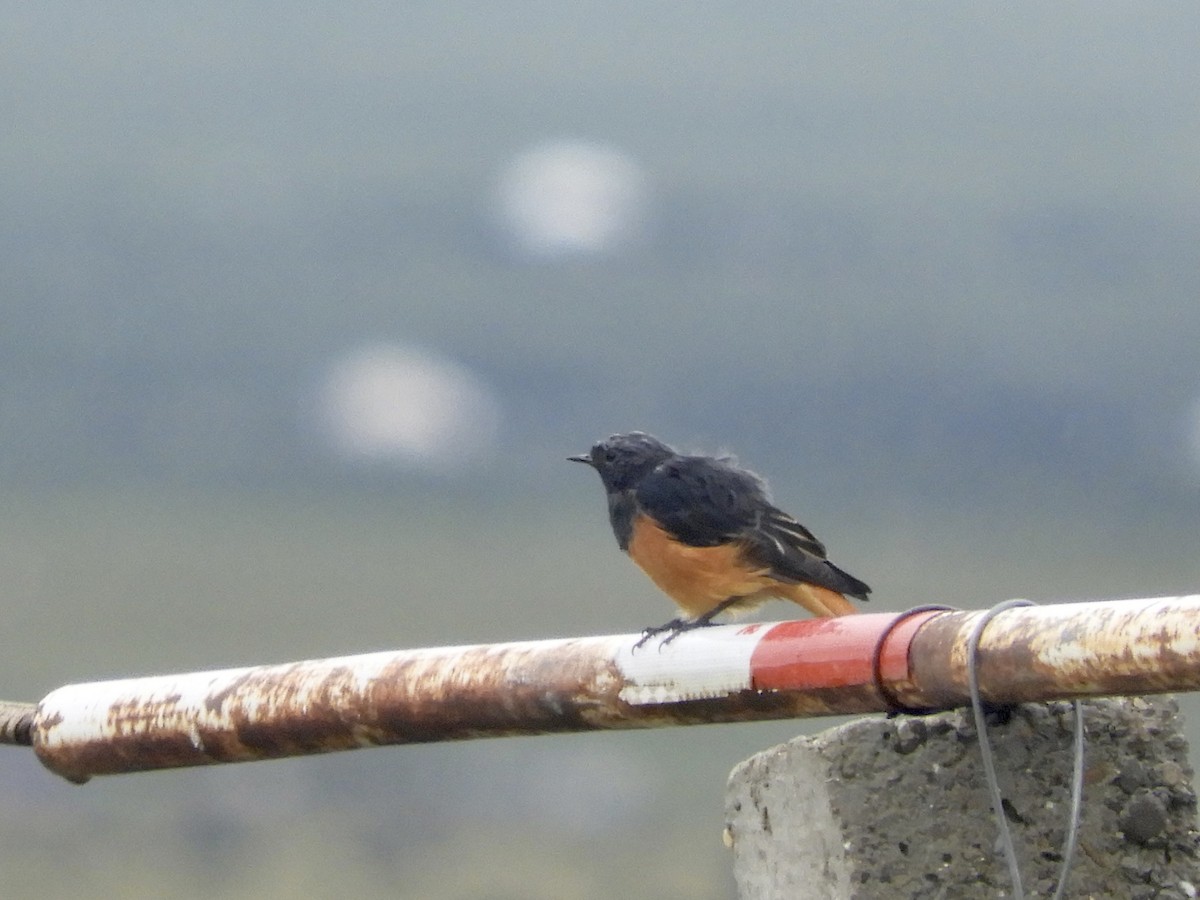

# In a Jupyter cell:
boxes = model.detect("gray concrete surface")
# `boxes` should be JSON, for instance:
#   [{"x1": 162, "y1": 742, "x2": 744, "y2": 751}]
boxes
[{"x1": 725, "y1": 698, "x2": 1200, "y2": 899}]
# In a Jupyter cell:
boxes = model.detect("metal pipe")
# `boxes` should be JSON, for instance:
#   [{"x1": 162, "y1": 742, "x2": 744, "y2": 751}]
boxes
[
  {"x1": 0, "y1": 700, "x2": 35, "y2": 746},
  {"x1": 27, "y1": 595, "x2": 1200, "y2": 783},
  {"x1": 903, "y1": 595, "x2": 1200, "y2": 707}
]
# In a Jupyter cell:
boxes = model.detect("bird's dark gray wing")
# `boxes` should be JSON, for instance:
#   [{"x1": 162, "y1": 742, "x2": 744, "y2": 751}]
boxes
[
  {"x1": 633, "y1": 456, "x2": 768, "y2": 547},
  {"x1": 743, "y1": 505, "x2": 871, "y2": 600},
  {"x1": 636, "y1": 455, "x2": 871, "y2": 601}
]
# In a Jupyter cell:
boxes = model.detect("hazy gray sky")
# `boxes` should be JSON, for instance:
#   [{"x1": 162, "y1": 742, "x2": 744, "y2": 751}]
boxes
[{"x1": 3, "y1": 5, "x2": 1199, "y2": 502}]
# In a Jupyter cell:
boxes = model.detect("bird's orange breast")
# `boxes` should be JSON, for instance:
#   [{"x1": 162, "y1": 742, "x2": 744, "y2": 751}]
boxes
[
  {"x1": 625, "y1": 514, "x2": 859, "y2": 619},
  {"x1": 625, "y1": 515, "x2": 772, "y2": 618}
]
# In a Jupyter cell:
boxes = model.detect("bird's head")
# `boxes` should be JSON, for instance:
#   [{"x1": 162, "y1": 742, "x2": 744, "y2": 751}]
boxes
[{"x1": 568, "y1": 431, "x2": 676, "y2": 492}]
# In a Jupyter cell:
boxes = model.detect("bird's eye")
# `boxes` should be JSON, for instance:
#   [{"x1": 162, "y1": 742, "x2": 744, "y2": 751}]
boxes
[{"x1": 603, "y1": 448, "x2": 616, "y2": 463}]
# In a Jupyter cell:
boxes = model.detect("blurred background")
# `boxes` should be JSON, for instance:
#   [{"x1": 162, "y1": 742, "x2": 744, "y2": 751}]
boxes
[{"x1": 3, "y1": 5, "x2": 1199, "y2": 897}]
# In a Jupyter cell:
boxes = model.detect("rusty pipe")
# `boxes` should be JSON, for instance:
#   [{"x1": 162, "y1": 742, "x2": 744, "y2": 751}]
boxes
[
  {"x1": 903, "y1": 595, "x2": 1200, "y2": 707},
  {"x1": 26, "y1": 595, "x2": 1200, "y2": 783},
  {"x1": 0, "y1": 700, "x2": 35, "y2": 746}
]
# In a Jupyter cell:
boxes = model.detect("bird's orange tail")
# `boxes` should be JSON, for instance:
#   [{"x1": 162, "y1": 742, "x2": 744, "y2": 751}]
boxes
[{"x1": 781, "y1": 582, "x2": 859, "y2": 617}]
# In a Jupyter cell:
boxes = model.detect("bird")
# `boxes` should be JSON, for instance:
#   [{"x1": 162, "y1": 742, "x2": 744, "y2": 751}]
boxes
[{"x1": 569, "y1": 432, "x2": 870, "y2": 647}]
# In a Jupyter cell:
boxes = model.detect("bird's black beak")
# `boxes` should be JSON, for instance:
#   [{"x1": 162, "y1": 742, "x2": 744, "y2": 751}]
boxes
[{"x1": 567, "y1": 453, "x2": 594, "y2": 466}]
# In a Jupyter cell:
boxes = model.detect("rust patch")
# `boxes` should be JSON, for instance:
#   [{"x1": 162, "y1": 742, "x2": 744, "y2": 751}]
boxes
[{"x1": 0, "y1": 701, "x2": 37, "y2": 747}]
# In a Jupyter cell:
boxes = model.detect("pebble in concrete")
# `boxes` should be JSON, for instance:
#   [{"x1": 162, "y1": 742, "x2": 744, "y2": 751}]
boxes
[{"x1": 725, "y1": 697, "x2": 1200, "y2": 899}]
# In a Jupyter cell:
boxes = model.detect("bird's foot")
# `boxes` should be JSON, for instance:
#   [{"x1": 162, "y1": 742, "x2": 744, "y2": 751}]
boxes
[
  {"x1": 632, "y1": 617, "x2": 716, "y2": 652},
  {"x1": 632, "y1": 619, "x2": 682, "y2": 651}
]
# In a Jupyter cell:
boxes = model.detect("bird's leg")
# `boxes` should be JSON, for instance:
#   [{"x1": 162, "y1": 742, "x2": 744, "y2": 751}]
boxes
[
  {"x1": 686, "y1": 596, "x2": 743, "y2": 630},
  {"x1": 635, "y1": 597, "x2": 743, "y2": 650}
]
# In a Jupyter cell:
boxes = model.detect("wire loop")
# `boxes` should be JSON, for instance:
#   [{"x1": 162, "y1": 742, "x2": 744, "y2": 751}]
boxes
[
  {"x1": 966, "y1": 599, "x2": 1085, "y2": 900},
  {"x1": 870, "y1": 604, "x2": 957, "y2": 715}
]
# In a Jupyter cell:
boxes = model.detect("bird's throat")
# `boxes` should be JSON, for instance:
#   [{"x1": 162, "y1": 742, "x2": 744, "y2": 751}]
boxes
[{"x1": 607, "y1": 490, "x2": 637, "y2": 551}]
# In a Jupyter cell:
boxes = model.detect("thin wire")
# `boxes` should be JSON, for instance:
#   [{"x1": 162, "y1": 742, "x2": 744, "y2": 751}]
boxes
[
  {"x1": 966, "y1": 599, "x2": 1086, "y2": 900},
  {"x1": 1050, "y1": 700, "x2": 1085, "y2": 900},
  {"x1": 966, "y1": 598, "x2": 1034, "y2": 899}
]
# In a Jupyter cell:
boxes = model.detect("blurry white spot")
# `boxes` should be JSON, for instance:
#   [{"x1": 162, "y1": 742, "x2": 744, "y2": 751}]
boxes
[
  {"x1": 319, "y1": 345, "x2": 500, "y2": 471},
  {"x1": 495, "y1": 139, "x2": 648, "y2": 258}
]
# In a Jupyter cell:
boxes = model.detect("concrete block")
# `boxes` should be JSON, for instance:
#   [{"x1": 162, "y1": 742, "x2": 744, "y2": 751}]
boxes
[{"x1": 725, "y1": 698, "x2": 1200, "y2": 899}]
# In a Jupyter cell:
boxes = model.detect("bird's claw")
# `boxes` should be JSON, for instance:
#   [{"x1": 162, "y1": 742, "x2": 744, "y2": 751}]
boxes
[
  {"x1": 632, "y1": 617, "x2": 715, "y2": 652},
  {"x1": 632, "y1": 619, "x2": 680, "y2": 652}
]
